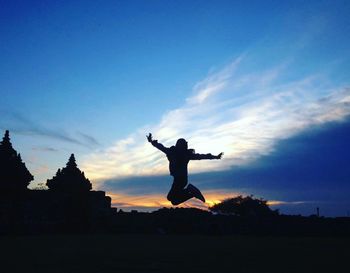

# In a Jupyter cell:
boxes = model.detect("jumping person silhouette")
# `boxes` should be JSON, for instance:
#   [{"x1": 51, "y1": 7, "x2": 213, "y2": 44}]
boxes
[{"x1": 147, "y1": 133, "x2": 223, "y2": 205}]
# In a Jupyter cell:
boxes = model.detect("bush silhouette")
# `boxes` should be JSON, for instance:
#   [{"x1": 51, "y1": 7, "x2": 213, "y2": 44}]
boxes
[{"x1": 209, "y1": 195, "x2": 278, "y2": 217}]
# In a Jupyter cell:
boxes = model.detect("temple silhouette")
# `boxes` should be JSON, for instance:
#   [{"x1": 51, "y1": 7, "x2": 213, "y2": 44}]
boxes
[
  {"x1": 47, "y1": 153, "x2": 92, "y2": 192},
  {"x1": 0, "y1": 130, "x2": 33, "y2": 192},
  {"x1": 0, "y1": 130, "x2": 113, "y2": 233}
]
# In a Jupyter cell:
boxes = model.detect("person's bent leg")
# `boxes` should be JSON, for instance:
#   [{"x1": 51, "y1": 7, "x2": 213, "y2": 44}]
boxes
[
  {"x1": 187, "y1": 184, "x2": 205, "y2": 202},
  {"x1": 168, "y1": 192, "x2": 193, "y2": 205},
  {"x1": 167, "y1": 176, "x2": 193, "y2": 205}
]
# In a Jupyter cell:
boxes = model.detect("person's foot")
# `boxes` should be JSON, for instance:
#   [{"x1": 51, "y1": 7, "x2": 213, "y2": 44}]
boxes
[{"x1": 187, "y1": 184, "x2": 206, "y2": 203}]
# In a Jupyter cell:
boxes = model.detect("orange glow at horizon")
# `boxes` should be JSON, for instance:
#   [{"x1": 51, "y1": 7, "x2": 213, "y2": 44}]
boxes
[{"x1": 107, "y1": 190, "x2": 243, "y2": 211}]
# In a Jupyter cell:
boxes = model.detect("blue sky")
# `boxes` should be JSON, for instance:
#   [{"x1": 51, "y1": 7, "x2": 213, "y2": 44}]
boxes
[{"x1": 0, "y1": 0, "x2": 349, "y2": 216}]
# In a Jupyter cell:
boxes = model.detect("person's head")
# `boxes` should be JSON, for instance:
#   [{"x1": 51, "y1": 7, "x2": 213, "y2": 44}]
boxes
[{"x1": 175, "y1": 138, "x2": 188, "y2": 151}]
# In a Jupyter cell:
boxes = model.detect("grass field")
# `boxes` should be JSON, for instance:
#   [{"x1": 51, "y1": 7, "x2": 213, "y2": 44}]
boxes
[{"x1": 0, "y1": 234, "x2": 349, "y2": 273}]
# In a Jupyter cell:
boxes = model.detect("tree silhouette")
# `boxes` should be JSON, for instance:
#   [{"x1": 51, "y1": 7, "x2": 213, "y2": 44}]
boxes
[
  {"x1": 46, "y1": 154, "x2": 92, "y2": 192},
  {"x1": 209, "y1": 195, "x2": 278, "y2": 217},
  {"x1": 0, "y1": 130, "x2": 33, "y2": 191}
]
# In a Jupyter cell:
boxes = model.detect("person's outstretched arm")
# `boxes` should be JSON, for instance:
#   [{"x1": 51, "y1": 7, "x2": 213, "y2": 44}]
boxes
[
  {"x1": 147, "y1": 133, "x2": 169, "y2": 154},
  {"x1": 190, "y1": 152, "x2": 223, "y2": 160}
]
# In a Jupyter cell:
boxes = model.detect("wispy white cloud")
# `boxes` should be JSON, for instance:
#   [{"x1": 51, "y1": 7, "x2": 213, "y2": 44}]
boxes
[
  {"x1": 0, "y1": 110, "x2": 99, "y2": 148},
  {"x1": 81, "y1": 56, "x2": 350, "y2": 187},
  {"x1": 186, "y1": 56, "x2": 244, "y2": 104}
]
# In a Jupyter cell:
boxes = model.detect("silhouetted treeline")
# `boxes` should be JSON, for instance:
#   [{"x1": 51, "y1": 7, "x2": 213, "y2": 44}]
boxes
[
  {"x1": 2, "y1": 201, "x2": 350, "y2": 236},
  {"x1": 108, "y1": 208, "x2": 350, "y2": 237}
]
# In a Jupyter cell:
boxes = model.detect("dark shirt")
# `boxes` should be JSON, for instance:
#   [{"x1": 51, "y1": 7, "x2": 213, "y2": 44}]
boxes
[{"x1": 151, "y1": 140, "x2": 217, "y2": 177}]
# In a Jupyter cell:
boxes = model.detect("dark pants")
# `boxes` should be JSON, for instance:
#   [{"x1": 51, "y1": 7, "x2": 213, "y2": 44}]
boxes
[{"x1": 167, "y1": 176, "x2": 193, "y2": 205}]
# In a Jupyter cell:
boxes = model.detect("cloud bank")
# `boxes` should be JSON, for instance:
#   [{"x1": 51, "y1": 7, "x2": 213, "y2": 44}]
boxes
[{"x1": 81, "y1": 56, "x2": 350, "y2": 188}]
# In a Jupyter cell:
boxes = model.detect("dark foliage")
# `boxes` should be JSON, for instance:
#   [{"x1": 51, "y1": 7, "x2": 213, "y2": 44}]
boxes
[
  {"x1": 0, "y1": 130, "x2": 33, "y2": 191},
  {"x1": 47, "y1": 154, "x2": 92, "y2": 192},
  {"x1": 209, "y1": 195, "x2": 279, "y2": 217}
]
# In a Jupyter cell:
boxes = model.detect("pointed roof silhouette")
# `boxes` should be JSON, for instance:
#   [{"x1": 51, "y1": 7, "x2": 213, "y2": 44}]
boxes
[
  {"x1": 0, "y1": 130, "x2": 33, "y2": 191},
  {"x1": 46, "y1": 154, "x2": 92, "y2": 192},
  {"x1": 1, "y1": 130, "x2": 13, "y2": 149}
]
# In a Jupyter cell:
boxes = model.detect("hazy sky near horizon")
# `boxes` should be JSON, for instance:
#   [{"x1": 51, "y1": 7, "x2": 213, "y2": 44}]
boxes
[{"x1": 1, "y1": 1, "x2": 349, "y2": 216}]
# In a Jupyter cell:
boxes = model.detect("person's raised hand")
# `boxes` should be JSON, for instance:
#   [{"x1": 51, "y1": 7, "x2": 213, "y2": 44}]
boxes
[{"x1": 146, "y1": 133, "x2": 153, "y2": 143}]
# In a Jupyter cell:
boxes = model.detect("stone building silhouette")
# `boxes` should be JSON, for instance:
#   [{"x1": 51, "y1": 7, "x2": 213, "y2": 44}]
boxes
[
  {"x1": 0, "y1": 130, "x2": 33, "y2": 191},
  {"x1": 0, "y1": 130, "x2": 113, "y2": 234},
  {"x1": 47, "y1": 154, "x2": 92, "y2": 192}
]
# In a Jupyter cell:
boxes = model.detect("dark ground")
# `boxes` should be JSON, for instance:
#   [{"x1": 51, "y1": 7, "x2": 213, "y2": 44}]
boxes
[{"x1": 0, "y1": 234, "x2": 349, "y2": 273}]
